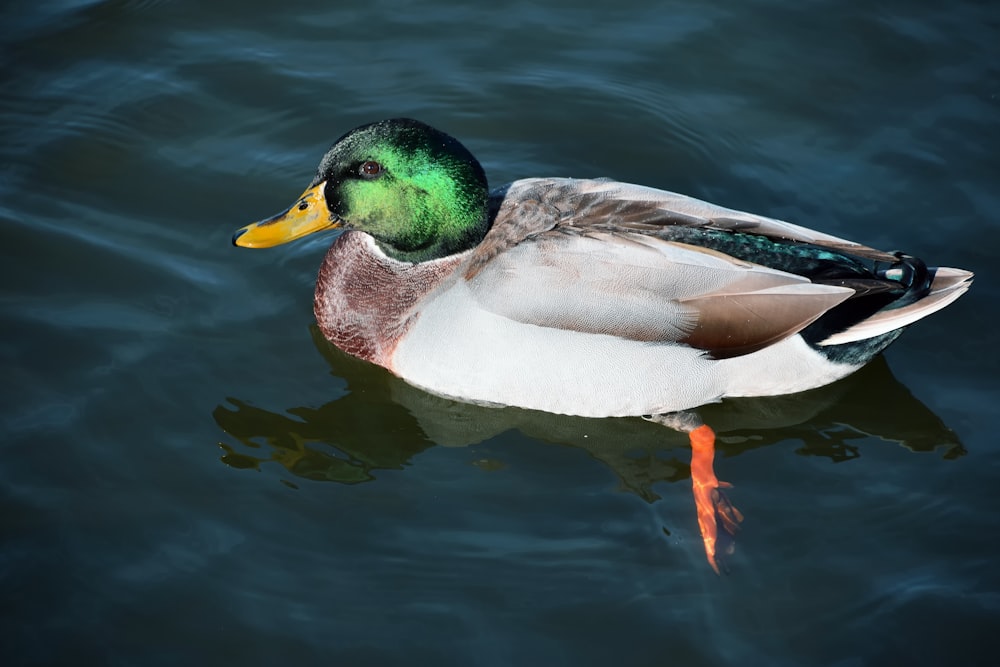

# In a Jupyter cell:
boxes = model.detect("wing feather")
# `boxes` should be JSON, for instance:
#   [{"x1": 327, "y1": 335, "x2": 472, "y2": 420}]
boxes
[
  {"x1": 466, "y1": 218, "x2": 853, "y2": 356},
  {"x1": 497, "y1": 178, "x2": 900, "y2": 262}
]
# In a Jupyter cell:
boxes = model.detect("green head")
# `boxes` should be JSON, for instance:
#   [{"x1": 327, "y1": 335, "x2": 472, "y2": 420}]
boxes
[
  {"x1": 234, "y1": 118, "x2": 490, "y2": 261},
  {"x1": 314, "y1": 118, "x2": 490, "y2": 261}
]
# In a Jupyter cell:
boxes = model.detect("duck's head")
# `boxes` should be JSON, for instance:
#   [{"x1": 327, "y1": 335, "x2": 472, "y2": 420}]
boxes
[{"x1": 233, "y1": 118, "x2": 490, "y2": 263}]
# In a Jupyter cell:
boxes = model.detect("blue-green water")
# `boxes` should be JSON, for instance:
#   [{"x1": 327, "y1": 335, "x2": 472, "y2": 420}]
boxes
[{"x1": 2, "y1": 1, "x2": 998, "y2": 665}]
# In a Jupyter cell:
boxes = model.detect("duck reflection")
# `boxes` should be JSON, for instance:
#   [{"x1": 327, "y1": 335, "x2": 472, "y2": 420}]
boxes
[{"x1": 213, "y1": 326, "x2": 963, "y2": 567}]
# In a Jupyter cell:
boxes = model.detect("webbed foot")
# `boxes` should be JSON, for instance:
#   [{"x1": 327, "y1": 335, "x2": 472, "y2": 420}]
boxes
[
  {"x1": 645, "y1": 413, "x2": 744, "y2": 573},
  {"x1": 689, "y1": 424, "x2": 743, "y2": 573}
]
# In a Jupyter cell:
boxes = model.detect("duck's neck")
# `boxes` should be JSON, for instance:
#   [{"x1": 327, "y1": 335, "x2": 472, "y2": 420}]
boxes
[
  {"x1": 345, "y1": 166, "x2": 491, "y2": 263},
  {"x1": 372, "y1": 202, "x2": 490, "y2": 263},
  {"x1": 374, "y1": 215, "x2": 488, "y2": 263},
  {"x1": 314, "y1": 231, "x2": 467, "y2": 368}
]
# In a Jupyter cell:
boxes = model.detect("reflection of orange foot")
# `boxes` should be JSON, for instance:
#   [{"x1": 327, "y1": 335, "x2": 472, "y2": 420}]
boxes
[{"x1": 689, "y1": 424, "x2": 744, "y2": 573}]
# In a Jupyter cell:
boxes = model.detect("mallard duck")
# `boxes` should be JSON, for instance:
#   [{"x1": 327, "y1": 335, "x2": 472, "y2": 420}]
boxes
[{"x1": 233, "y1": 118, "x2": 972, "y2": 570}]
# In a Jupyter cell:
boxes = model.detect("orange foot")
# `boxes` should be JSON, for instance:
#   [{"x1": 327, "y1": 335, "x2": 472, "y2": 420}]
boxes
[{"x1": 689, "y1": 424, "x2": 744, "y2": 573}]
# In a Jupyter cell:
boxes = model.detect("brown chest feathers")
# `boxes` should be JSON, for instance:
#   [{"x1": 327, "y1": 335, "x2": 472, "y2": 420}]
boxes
[{"x1": 313, "y1": 231, "x2": 466, "y2": 368}]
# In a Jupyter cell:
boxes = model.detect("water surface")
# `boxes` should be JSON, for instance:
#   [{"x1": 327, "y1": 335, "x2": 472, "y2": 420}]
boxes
[{"x1": 2, "y1": 1, "x2": 999, "y2": 665}]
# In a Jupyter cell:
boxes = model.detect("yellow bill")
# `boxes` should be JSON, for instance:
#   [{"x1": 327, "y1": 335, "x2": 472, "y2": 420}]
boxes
[{"x1": 233, "y1": 182, "x2": 342, "y2": 248}]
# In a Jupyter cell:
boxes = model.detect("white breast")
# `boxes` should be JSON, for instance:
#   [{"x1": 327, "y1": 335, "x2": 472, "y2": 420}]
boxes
[{"x1": 390, "y1": 280, "x2": 862, "y2": 418}]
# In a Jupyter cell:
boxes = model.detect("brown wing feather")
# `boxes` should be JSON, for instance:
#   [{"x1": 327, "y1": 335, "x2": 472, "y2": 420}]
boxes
[{"x1": 680, "y1": 287, "x2": 853, "y2": 358}]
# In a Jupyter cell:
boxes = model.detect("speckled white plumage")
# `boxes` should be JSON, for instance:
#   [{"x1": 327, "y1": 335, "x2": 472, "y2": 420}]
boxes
[{"x1": 390, "y1": 274, "x2": 861, "y2": 417}]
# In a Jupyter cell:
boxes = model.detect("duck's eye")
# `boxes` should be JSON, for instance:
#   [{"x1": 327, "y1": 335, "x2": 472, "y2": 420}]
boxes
[{"x1": 359, "y1": 161, "x2": 383, "y2": 178}]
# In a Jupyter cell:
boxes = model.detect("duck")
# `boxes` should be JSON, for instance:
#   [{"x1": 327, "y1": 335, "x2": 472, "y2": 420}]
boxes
[{"x1": 233, "y1": 117, "x2": 973, "y2": 571}]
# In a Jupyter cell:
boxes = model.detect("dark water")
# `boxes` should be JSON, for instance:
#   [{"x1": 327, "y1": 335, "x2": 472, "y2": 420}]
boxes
[{"x1": 3, "y1": 1, "x2": 999, "y2": 665}]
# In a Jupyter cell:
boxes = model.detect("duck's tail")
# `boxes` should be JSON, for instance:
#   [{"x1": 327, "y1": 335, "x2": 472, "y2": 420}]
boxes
[{"x1": 816, "y1": 263, "x2": 973, "y2": 347}]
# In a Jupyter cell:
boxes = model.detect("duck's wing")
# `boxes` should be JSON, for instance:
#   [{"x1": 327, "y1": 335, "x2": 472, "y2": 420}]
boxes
[
  {"x1": 465, "y1": 179, "x2": 856, "y2": 359},
  {"x1": 489, "y1": 177, "x2": 900, "y2": 262}
]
